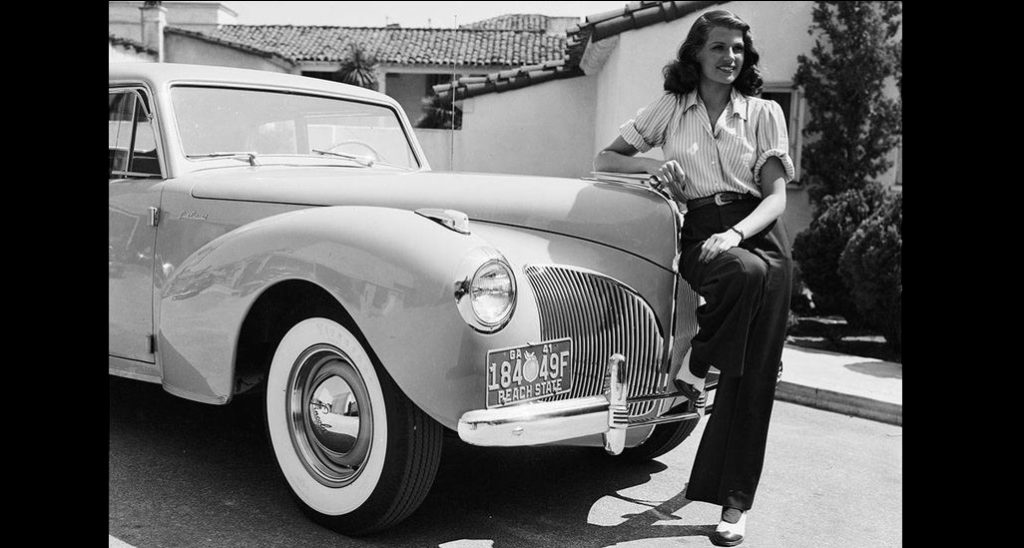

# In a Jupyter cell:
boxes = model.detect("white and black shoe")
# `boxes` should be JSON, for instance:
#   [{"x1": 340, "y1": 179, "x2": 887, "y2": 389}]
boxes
[
  {"x1": 672, "y1": 347, "x2": 706, "y2": 412},
  {"x1": 711, "y1": 510, "x2": 746, "y2": 546}
]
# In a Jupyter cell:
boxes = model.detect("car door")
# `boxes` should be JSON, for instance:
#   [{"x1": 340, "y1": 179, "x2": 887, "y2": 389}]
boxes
[{"x1": 109, "y1": 87, "x2": 163, "y2": 364}]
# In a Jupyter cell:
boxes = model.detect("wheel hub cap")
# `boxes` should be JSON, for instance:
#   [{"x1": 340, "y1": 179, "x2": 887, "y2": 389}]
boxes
[
  {"x1": 309, "y1": 376, "x2": 361, "y2": 454},
  {"x1": 288, "y1": 345, "x2": 373, "y2": 487}
]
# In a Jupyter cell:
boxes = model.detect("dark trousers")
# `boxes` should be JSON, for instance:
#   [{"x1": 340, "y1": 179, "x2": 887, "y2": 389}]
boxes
[{"x1": 677, "y1": 200, "x2": 792, "y2": 511}]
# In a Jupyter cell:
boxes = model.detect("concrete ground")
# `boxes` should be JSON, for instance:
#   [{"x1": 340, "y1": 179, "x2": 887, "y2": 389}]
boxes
[{"x1": 776, "y1": 344, "x2": 902, "y2": 425}]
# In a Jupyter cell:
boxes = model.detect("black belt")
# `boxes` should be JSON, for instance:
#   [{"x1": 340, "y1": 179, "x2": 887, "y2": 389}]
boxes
[{"x1": 686, "y1": 192, "x2": 758, "y2": 211}]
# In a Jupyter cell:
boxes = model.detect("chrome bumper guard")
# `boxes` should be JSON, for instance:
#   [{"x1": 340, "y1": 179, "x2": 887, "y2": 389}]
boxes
[{"x1": 457, "y1": 355, "x2": 708, "y2": 455}]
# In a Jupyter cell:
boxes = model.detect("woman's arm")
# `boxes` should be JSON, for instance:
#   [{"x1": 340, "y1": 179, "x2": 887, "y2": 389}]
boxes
[
  {"x1": 697, "y1": 156, "x2": 788, "y2": 263},
  {"x1": 594, "y1": 136, "x2": 688, "y2": 199},
  {"x1": 594, "y1": 136, "x2": 663, "y2": 174},
  {"x1": 732, "y1": 156, "x2": 788, "y2": 239}
]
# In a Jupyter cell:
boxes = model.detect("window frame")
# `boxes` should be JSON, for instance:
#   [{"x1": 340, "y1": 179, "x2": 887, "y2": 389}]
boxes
[
  {"x1": 109, "y1": 86, "x2": 165, "y2": 180},
  {"x1": 760, "y1": 83, "x2": 804, "y2": 184},
  {"x1": 168, "y1": 83, "x2": 423, "y2": 169}
]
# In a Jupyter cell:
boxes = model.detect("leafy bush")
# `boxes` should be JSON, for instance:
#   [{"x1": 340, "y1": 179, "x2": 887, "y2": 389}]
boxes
[
  {"x1": 792, "y1": 182, "x2": 887, "y2": 324},
  {"x1": 839, "y1": 191, "x2": 902, "y2": 351},
  {"x1": 790, "y1": 262, "x2": 815, "y2": 315}
]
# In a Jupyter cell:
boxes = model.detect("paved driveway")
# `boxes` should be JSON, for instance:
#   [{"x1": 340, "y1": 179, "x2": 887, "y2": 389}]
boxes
[{"x1": 109, "y1": 377, "x2": 901, "y2": 547}]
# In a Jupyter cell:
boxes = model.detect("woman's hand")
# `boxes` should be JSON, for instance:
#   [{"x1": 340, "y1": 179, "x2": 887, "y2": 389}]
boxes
[
  {"x1": 648, "y1": 160, "x2": 687, "y2": 200},
  {"x1": 698, "y1": 229, "x2": 743, "y2": 263}
]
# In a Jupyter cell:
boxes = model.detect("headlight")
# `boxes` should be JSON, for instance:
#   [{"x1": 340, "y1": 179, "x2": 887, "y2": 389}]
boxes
[
  {"x1": 471, "y1": 260, "x2": 515, "y2": 326},
  {"x1": 455, "y1": 249, "x2": 517, "y2": 332}
]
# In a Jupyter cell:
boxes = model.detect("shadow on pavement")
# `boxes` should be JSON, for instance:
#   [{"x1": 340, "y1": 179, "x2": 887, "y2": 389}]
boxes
[
  {"x1": 843, "y1": 361, "x2": 902, "y2": 379},
  {"x1": 109, "y1": 377, "x2": 713, "y2": 547}
]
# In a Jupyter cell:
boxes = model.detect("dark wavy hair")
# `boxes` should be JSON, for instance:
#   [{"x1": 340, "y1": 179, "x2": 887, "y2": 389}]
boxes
[{"x1": 663, "y1": 10, "x2": 763, "y2": 96}]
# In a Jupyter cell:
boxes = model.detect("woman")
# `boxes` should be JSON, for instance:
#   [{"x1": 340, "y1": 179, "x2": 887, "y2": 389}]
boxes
[{"x1": 594, "y1": 10, "x2": 793, "y2": 547}]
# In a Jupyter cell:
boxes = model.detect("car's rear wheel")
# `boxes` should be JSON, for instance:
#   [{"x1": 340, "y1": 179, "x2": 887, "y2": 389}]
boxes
[{"x1": 265, "y1": 317, "x2": 442, "y2": 535}]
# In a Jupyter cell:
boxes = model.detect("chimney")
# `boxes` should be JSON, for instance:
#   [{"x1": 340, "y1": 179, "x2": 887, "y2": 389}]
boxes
[{"x1": 140, "y1": 1, "x2": 167, "y2": 62}]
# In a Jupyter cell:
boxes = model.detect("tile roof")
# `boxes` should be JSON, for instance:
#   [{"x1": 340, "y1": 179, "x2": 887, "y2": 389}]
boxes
[
  {"x1": 109, "y1": 33, "x2": 157, "y2": 56},
  {"x1": 165, "y1": 27, "x2": 296, "y2": 66},
  {"x1": 433, "y1": 59, "x2": 583, "y2": 101},
  {"x1": 459, "y1": 14, "x2": 552, "y2": 32},
  {"x1": 435, "y1": 1, "x2": 728, "y2": 101},
  {"x1": 577, "y1": 0, "x2": 727, "y2": 43},
  {"x1": 168, "y1": 25, "x2": 567, "y2": 67}
]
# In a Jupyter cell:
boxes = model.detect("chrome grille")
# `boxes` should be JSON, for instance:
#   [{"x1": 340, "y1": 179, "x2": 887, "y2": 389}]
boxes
[{"x1": 525, "y1": 265, "x2": 665, "y2": 417}]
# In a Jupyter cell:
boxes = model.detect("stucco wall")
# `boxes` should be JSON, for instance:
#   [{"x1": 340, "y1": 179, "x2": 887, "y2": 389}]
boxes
[
  {"x1": 109, "y1": 1, "x2": 237, "y2": 39},
  {"x1": 109, "y1": 23, "x2": 142, "y2": 43},
  {"x1": 414, "y1": 129, "x2": 456, "y2": 171},
  {"x1": 416, "y1": 75, "x2": 598, "y2": 178},
  {"x1": 164, "y1": 34, "x2": 295, "y2": 73}
]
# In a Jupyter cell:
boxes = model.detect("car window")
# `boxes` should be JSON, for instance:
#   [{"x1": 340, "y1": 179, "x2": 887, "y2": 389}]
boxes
[
  {"x1": 171, "y1": 86, "x2": 419, "y2": 169},
  {"x1": 109, "y1": 89, "x2": 162, "y2": 179}
]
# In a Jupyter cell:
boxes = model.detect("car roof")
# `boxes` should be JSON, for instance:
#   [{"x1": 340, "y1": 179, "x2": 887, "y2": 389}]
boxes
[{"x1": 109, "y1": 62, "x2": 390, "y2": 104}]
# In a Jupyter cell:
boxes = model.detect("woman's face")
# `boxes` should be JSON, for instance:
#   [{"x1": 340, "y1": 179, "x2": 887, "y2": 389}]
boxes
[{"x1": 696, "y1": 26, "x2": 745, "y2": 87}]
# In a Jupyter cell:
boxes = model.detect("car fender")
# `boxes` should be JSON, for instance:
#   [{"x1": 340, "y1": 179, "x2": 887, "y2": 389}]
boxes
[{"x1": 157, "y1": 205, "x2": 515, "y2": 428}]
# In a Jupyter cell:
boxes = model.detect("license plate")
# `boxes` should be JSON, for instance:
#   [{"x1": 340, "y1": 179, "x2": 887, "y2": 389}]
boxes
[{"x1": 486, "y1": 338, "x2": 573, "y2": 408}]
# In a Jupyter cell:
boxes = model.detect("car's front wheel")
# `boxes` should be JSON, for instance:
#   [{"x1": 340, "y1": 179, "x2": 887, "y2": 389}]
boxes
[
  {"x1": 265, "y1": 317, "x2": 442, "y2": 535},
  {"x1": 616, "y1": 399, "x2": 701, "y2": 462}
]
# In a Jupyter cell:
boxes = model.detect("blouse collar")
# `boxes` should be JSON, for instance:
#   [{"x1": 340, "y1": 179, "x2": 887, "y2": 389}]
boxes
[{"x1": 682, "y1": 88, "x2": 749, "y2": 121}]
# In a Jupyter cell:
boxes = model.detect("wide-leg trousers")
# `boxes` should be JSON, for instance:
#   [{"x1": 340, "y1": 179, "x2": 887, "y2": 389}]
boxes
[{"x1": 677, "y1": 199, "x2": 792, "y2": 511}]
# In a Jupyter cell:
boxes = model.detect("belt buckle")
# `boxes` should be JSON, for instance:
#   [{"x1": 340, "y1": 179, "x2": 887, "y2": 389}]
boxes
[{"x1": 714, "y1": 193, "x2": 727, "y2": 206}]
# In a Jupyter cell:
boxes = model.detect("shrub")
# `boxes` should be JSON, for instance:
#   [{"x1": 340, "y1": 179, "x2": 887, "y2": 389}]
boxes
[
  {"x1": 792, "y1": 182, "x2": 887, "y2": 324},
  {"x1": 786, "y1": 310, "x2": 800, "y2": 336},
  {"x1": 790, "y1": 262, "x2": 815, "y2": 315},
  {"x1": 839, "y1": 191, "x2": 902, "y2": 351},
  {"x1": 415, "y1": 93, "x2": 462, "y2": 130}
]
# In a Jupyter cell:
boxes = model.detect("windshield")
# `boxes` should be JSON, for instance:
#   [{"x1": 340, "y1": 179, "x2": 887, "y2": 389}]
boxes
[{"x1": 170, "y1": 85, "x2": 419, "y2": 169}]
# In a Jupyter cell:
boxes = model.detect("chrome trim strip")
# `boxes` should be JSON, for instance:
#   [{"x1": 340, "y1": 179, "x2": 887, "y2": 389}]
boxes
[
  {"x1": 108, "y1": 368, "x2": 161, "y2": 384},
  {"x1": 629, "y1": 410, "x2": 702, "y2": 427}
]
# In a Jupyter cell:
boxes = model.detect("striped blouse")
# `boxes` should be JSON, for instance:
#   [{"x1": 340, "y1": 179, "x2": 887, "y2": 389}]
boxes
[{"x1": 619, "y1": 88, "x2": 795, "y2": 200}]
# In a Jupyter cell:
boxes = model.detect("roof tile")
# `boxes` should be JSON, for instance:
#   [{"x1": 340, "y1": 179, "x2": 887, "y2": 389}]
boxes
[
  {"x1": 459, "y1": 14, "x2": 551, "y2": 32},
  {"x1": 176, "y1": 25, "x2": 567, "y2": 67}
]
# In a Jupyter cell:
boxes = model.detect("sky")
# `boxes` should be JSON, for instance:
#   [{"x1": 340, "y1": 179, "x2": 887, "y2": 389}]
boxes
[{"x1": 222, "y1": 1, "x2": 631, "y2": 28}]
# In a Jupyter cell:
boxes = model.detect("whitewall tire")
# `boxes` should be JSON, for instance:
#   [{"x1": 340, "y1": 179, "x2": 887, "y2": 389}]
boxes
[{"x1": 264, "y1": 317, "x2": 442, "y2": 534}]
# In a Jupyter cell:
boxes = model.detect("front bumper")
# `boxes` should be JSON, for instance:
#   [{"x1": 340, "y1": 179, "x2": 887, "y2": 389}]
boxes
[{"x1": 457, "y1": 355, "x2": 707, "y2": 454}]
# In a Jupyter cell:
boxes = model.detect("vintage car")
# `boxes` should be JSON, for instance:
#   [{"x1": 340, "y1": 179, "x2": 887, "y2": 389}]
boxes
[{"x1": 109, "y1": 62, "x2": 717, "y2": 535}]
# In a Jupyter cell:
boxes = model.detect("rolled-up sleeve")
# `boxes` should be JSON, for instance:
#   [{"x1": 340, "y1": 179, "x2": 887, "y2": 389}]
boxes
[
  {"x1": 619, "y1": 94, "x2": 677, "y2": 153},
  {"x1": 753, "y1": 100, "x2": 796, "y2": 183}
]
